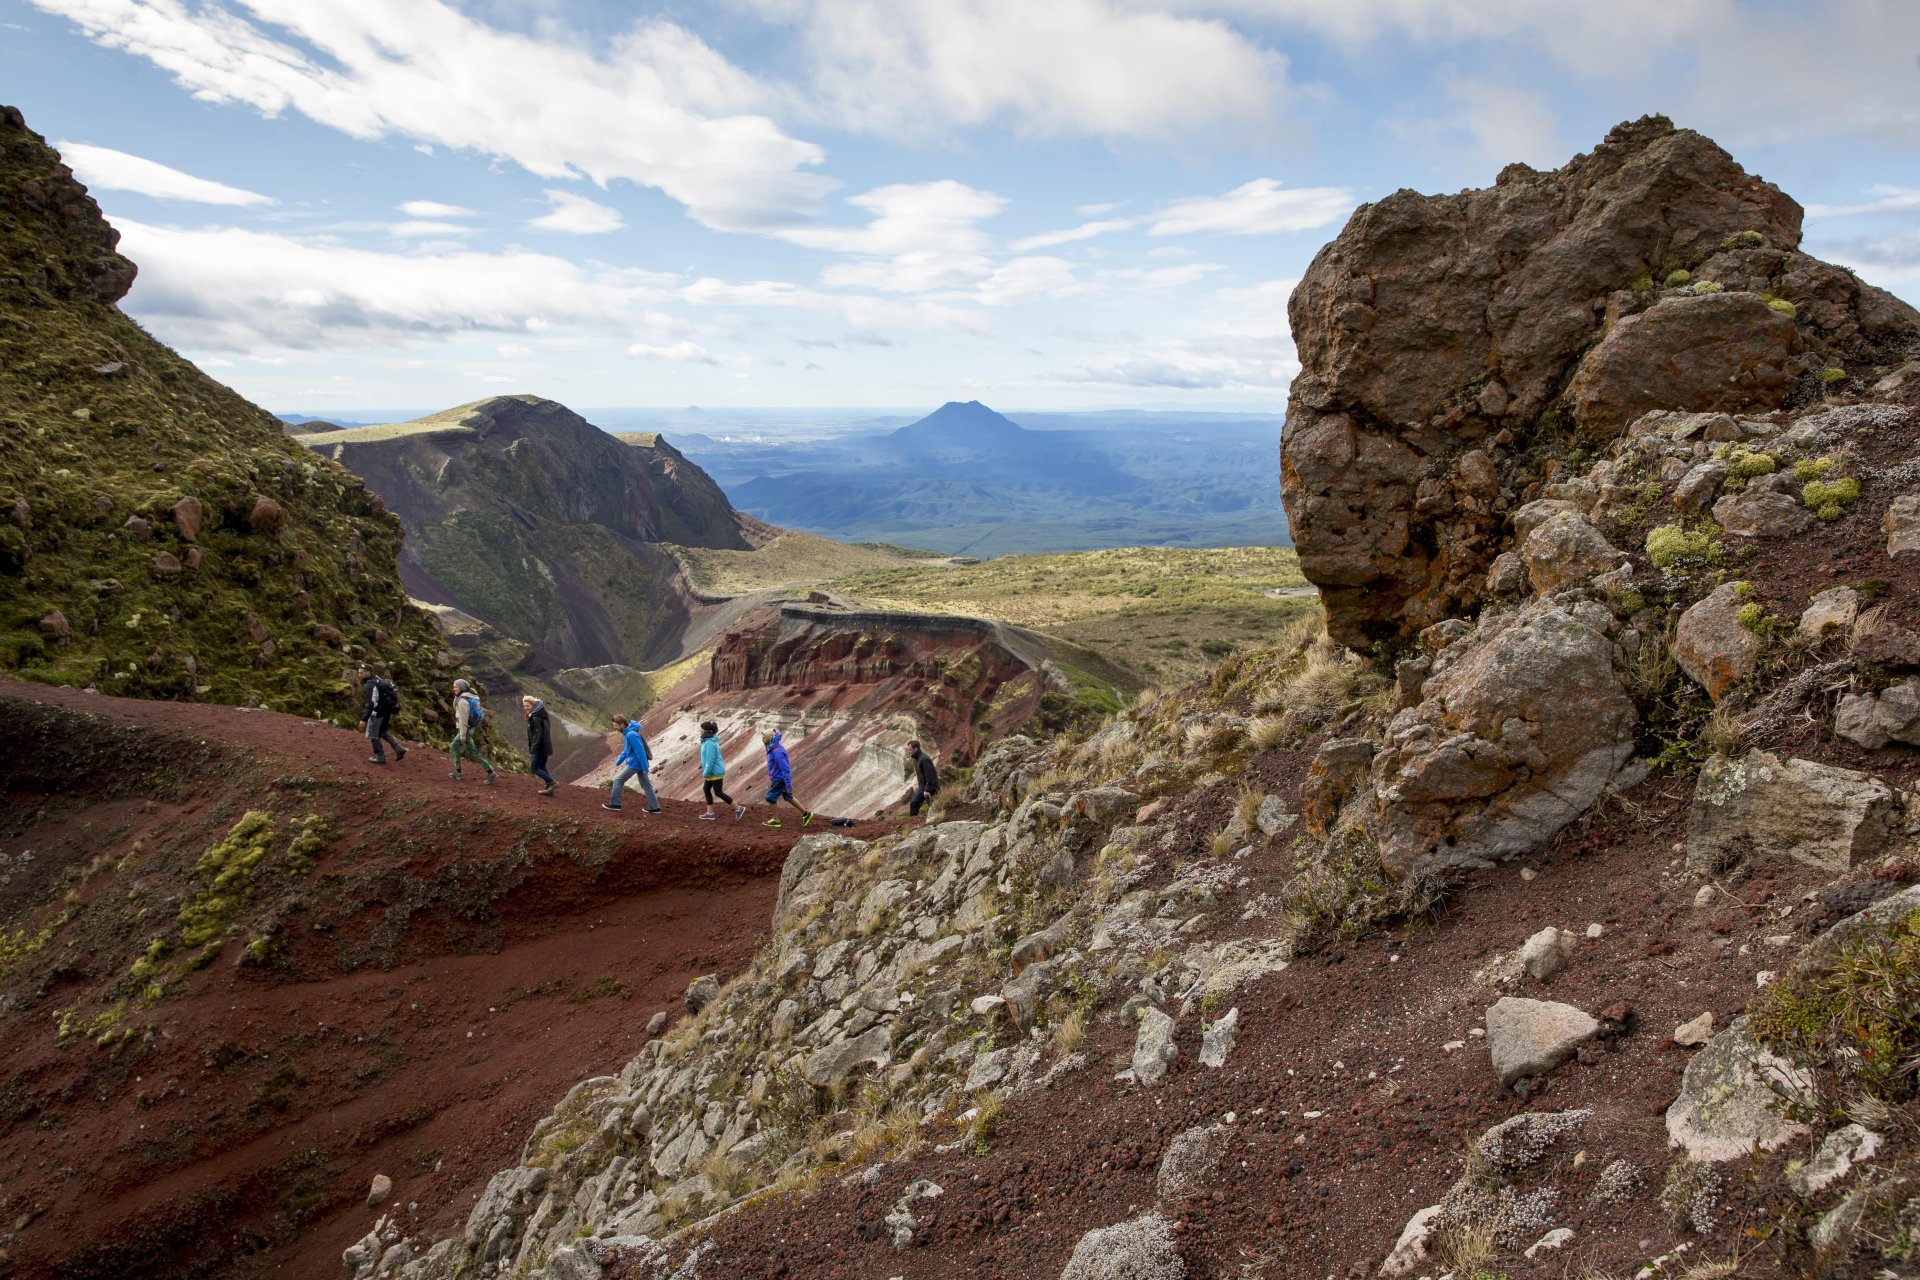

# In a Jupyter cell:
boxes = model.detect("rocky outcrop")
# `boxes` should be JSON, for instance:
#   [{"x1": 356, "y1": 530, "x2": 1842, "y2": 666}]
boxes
[
  {"x1": 1280, "y1": 115, "x2": 1920, "y2": 647},
  {"x1": 1686, "y1": 751, "x2": 1905, "y2": 875},
  {"x1": 1371, "y1": 600, "x2": 1638, "y2": 877},
  {"x1": 1672, "y1": 583, "x2": 1765, "y2": 701},
  {"x1": 1665, "y1": 1016, "x2": 1812, "y2": 1162}
]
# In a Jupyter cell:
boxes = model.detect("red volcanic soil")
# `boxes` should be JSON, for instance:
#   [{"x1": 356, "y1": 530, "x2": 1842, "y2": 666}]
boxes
[{"x1": 0, "y1": 679, "x2": 883, "y2": 1280}]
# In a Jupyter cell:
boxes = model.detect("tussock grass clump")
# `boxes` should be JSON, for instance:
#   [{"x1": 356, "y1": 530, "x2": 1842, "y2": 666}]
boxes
[{"x1": 1750, "y1": 906, "x2": 1920, "y2": 1104}]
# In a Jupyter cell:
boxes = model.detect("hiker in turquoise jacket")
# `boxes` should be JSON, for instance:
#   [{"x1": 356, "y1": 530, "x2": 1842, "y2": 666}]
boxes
[
  {"x1": 604, "y1": 715, "x2": 660, "y2": 813},
  {"x1": 759, "y1": 728, "x2": 811, "y2": 827},
  {"x1": 698, "y1": 720, "x2": 745, "y2": 822}
]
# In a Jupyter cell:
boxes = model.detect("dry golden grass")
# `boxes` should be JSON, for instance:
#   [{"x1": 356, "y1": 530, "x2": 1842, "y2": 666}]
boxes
[{"x1": 1051, "y1": 1009, "x2": 1086, "y2": 1057}]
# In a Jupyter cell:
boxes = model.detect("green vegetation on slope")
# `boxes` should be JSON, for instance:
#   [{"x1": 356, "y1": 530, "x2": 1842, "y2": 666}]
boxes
[
  {"x1": 823, "y1": 544, "x2": 1314, "y2": 682},
  {"x1": 0, "y1": 108, "x2": 459, "y2": 729},
  {"x1": 671, "y1": 531, "x2": 939, "y2": 596}
]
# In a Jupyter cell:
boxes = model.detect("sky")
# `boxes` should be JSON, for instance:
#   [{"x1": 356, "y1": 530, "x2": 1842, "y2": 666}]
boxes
[{"x1": 3, "y1": 0, "x2": 1917, "y2": 415}]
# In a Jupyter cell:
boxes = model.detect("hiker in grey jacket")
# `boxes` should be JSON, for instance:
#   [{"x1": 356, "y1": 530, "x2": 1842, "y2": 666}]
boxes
[
  {"x1": 357, "y1": 661, "x2": 407, "y2": 764},
  {"x1": 449, "y1": 679, "x2": 497, "y2": 784}
]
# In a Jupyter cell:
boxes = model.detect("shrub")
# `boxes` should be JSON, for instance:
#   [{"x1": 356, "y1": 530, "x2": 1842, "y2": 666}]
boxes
[
  {"x1": 1664, "y1": 269, "x2": 1691, "y2": 287},
  {"x1": 1749, "y1": 906, "x2": 1920, "y2": 1103},
  {"x1": 1802, "y1": 476, "x2": 1861, "y2": 521},
  {"x1": 1689, "y1": 280, "x2": 1724, "y2": 296},
  {"x1": 1793, "y1": 455, "x2": 1836, "y2": 484},
  {"x1": 1766, "y1": 298, "x2": 1797, "y2": 318},
  {"x1": 1726, "y1": 451, "x2": 1776, "y2": 480},
  {"x1": 1736, "y1": 602, "x2": 1766, "y2": 633},
  {"x1": 1817, "y1": 365, "x2": 1848, "y2": 384},
  {"x1": 1645, "y1": 524, "x2": 1721, "y2": 569},
  {"x1": 1723, "y1": 229, "x2": 1766, "y2": 249},
  {"x1": 1628, "y1": 272, "x2": 1655, "y2": 293}
]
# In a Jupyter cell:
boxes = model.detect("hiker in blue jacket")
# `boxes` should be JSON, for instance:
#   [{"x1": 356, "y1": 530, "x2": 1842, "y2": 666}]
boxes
[
  {"x1": 698, "y1": 720, "x2": 746, "y2": 822},
  {"x1": 759, "y1": 728, "x2": 812, "y2": 828},
  {"x1": 603, "y1": 714, "x2": 660, "y2": 813}
]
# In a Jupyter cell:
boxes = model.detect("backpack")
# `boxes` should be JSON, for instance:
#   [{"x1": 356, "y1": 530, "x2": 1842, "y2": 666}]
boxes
[
  {"x1": 373, "y1": 677, "x2": 401, "y2": 716},
  {"x1": 464, "y1": 694, "x2": 484, "y2": 725}
]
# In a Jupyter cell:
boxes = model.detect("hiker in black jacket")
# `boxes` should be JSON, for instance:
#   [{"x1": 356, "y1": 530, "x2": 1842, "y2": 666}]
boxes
[
  {"x1": 356, "y1": 661, "x2": 407, "y2": 764},
  {"x1": 905, "y1": 739, "x2": 940, "y2": 817},
  {"x1": 522, "y1": 696, "x2": 556, "y2": 796}
]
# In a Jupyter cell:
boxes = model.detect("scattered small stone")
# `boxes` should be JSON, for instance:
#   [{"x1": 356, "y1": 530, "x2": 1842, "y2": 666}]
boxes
[
  {"x1": 1485, "y1": 997, "x2": 1598, "y2": 1087},
  {"x1": 1673, "y1": 1012, "x2": 1715, "y2": 1047},
  {"x1": 1693, "y1": 885, "x2": 1716, "y2": 909},
  {"x1": 1378, "y1": 1204, "x2": 1443, "y2": 1277},
  {"x1": 1132, "y1": 1008, "x2": 1177, "y2": 1087},
  {"x1": 367, "y1": 1174, "x2": 392, "y2": 1207},
  {"x1": 1524, "y1": 1227, "x2": 1574, "y2": 1259},
  {"x1": 684, "y1": 974, "x2": 719, "y2": 1015},
  {"x1": 1520, "y1": 926, "x2": 1577, "y2": 981},
  {"x1": 1198, "y1": 1007, "x2": 1237, "y2": 1069}
]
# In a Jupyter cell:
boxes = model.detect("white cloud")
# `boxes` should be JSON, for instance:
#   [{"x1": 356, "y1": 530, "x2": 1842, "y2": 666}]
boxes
[
  {"x1": 31, "y1": 0, "x2": 832, "y2": 232},
  {"x1": 1440, "y1": 78, "x2": 1561, "y2": 172},
  {"x1": 746, "y1": 0, "x2": 1284, "y2": 139},
  {"x1": 1808, "y1": 187, "x2": 1920, "y2": 219},
  {"x1": 974, "y1": 256, "x2": 1082, "y2": 306},
  {"x1": 627, "y1": 340, "x2": 719, "y2": 364},
  {"x1": 529, "y1": 189, "x2": 625, "y2": 234},
  {"x1": 1009, "y1": 216, "x2": 1136, "y2": 252},
  {"x1": 398, "y1": 199, "x2": 474, "y2": 218},
  {"x1": 1814, "y1": 230, "x2": 1920, "y2": 288},
  {"x1": 55, "y1": 140, "x2": 271, "y2": 205},
  {"x1": 781, "y1": 180, "x2": 1008, "y2": 293},
  {"x1": 1075, "y1": 200, "x2": 1124, "y2": 216},
  {"x1": 391, "y1": 219, "x2": 473, "y2": 238},
  {"x1": 680, "y1": 275, "x2": 988, "y2": 334},
  {"x1": 1064, "y1": 274, "x2": 1297, "y2": 389},
  {"x1": 495, "y1": 343, "x2": 533, "y2": 357},
  {"x1": 1149, "y1": 178, "x2": 1355, "y2": 236},
  {"x1": 112, "y1": 218, "x2": 661, "y2": 351}
]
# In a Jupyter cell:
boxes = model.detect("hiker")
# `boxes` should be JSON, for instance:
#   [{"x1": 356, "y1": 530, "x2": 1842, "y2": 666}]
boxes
[
  {"x1": 356, "y1": 661, "x2": 407, "y2": 764},
  {"x1": 523, "y1": 695, "x2": 555, "y2": 797},
  {"x1": 604, "y1": 714, "x2": 660, "y2": 813},
  {"x1": 905, "y1": 739, "x2": 940, "y2": 817},
  {"x1": 699, "y1": 720, "x2": 746, "y2": 822},
  {"x1": 759, "y1": 729, "x2": 812, "y2": 828},
  {"x1": 448, "y1": 678, "x2": 497, "y2": 784}
]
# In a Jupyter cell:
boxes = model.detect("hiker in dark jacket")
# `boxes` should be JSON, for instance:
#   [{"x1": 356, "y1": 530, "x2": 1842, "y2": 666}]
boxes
[
  {"x1": 356, "y1": 661, "x2": 407, "y2": 764},
  {"x1": 905, "y1": 739, "x2": 940, "y2": 817},
  {"x1": 523, "y1": 696, "x2": 555, "y2": 796},
  {"x1": 758, "y1": 729, "x2": 811, "y2": 828}
]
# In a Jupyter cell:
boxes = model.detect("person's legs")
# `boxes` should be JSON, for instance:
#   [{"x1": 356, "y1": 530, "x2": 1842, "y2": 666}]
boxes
[
  {"x1": 908, "y1": 786, "x2": 928, "y2": 816},
  {"x1": 531, "y1": 754, "x2": 555, "y2": 791},
  {"x1": 608, "y1": 765, "x2": 633, "y2": 807},
  {"x1": 366, "y1": 714, "x2": 387, "y2": 762},
  {"x1": 638, "y1": 769, "x2": 660, "y2": 811},
  {"x1": 450, "y1": 734, "x2": 470, "y2": 777}
]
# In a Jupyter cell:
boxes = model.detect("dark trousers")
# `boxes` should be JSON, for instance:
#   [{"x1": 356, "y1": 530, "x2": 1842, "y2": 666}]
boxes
[
  {"x1": 909, "y1": 786, "x2": 937, "y2": 816},
  {"x1": 703, "y1": 778, "x2": 733, "y2": 804},
  {"x1": 530, "y1": 753, "x2": 554, "y2": 786},
  {"x1": 366, "y1": 713, "x2": 403, "y2": 760}
]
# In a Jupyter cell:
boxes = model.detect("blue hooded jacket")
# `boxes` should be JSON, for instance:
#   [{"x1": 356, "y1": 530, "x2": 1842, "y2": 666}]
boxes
[
  {"x1": 616, "y1": 722, "x2": 650, "y2": 772},
  {"x1": 765, "y1": 731, "x2": 792, "y2": 785},
  {"x1": 700, "y1": 734, "x2": 725, "y2": 779}
]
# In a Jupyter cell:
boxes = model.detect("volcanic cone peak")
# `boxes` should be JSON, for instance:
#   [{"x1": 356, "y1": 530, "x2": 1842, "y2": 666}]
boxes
[
  {"x1": 1, "y1": 105, "x2": 136, "y2": 304},
  {"x1": 1280, "y1": 113, "x2": 1920, "y2": 648}
]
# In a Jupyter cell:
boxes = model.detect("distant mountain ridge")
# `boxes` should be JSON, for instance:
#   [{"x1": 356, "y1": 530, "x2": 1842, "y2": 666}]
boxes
[
  {"x1": 878, "y1": 400, "x2": 1139, "y2": 496},
  {"x1": 305, "y1": 395, "x2": 756, "y2": 671}
]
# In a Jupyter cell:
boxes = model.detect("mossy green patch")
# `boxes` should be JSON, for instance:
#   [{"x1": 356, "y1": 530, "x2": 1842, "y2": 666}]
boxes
[
  {"x1": 1817, "y1": 366, "x2": 1848, "y2": 384},
  {"x1": 1751, "y1": 907, "x2": 1920, "y2": 1102},
  {"x1": 177, "y1": 810, "x2": 278, "y2": 948},
  {"x1": 1645, "y1": 523, "x2": 1723, "y2": 570},
  {"x1": 1802, "y1": 476, "x2": 1861, "y2": 521}
]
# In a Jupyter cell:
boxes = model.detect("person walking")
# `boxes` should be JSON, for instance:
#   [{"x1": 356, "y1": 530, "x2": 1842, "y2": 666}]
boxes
[
  {"x1": 523, "y1": 695, "x2": 556, "y2": 796},
  {"x1": 759, "y1": 729, "x2": 811, "y2": 828},
  {"x1": 357, "y1": 661, "x2": 407, "y2": 764},
  {"x1": 698, "y1": 720, "x2": 746, "y2": 821},
  {"x1": 449, "y1": 678, "x2": 497, "y2": 784},
  {"x1": 604, "y1": 715, "x2": 660, "y2": 813},
  {"x1": 904, "y1": 739, "x2": 941, "y2": 817}
]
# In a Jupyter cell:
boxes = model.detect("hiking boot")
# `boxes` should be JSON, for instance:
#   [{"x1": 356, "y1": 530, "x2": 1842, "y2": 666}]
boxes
[
  {"x1": 449, "y1": 771, "x2": 461, "y2": 780},
  {"x1": 538, "y1": 785, "x2": 555, "y2": 796},
  {"x1": 484, "y1": 771, "x2": 497, "y2": 785},
  {"x1": 646, "y1": 808, "x2": 662, "y2": 814},
  {"x1": 602, "y1": 803, "x2": 622, "y2": 811},
  {"x1": 763, "y1": 818, "x2": 782, "y2": 828},
  {"x1": 698, "y1": 812, "x2": 717, "y2": 821},
  {"x1": 802, "y1": 811, "x2": 814, "y2": 827},
  {"x1": 394, "y1": 746, "x2": 408, "y2": 761},
  {"x1": 367, "y1": 756, "x2": 386, "y2": 764},
  {"x1": 734, "y1": 805, "x2": 747, "y2": 822}
]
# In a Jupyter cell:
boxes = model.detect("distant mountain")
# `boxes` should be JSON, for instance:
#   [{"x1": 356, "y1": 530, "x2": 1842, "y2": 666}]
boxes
[
  {"x1": 304, "y1": 396, "x2": 755, "y2": 670},
  {"x1": 878, "y1": 401, "x2": 1140, "y2": 496}
]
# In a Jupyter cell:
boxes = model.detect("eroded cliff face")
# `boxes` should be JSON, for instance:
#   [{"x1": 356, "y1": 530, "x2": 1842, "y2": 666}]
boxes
[
  {"x1": 1281, "y1": 114, "x2": 1920, "y2": 649},
  {"x1": 614, "y1": 604, "x2": 1049, "y2": 817}
]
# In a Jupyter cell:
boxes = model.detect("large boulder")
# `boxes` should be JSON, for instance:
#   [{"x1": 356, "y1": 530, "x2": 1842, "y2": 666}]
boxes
[
  {"x1": 1485, "y1": 997, "x2": 1598, "y2": 1087},
  {"x1": 1519, "y1": 510, "x2": 1626, "y2": 595},
  {"x1": 1280, "y1": 114, "x2": 1919, "y2": 647},
  {"x1": 1665, "y1": 1016, "x2": 1812, "y2": 1162},
  {"x1": 1372, "y1": 601, "x2": 1638, "y2": 877},
  {"x1": 1686, "y1": 751, "x2": 1904, "y2": 875}
]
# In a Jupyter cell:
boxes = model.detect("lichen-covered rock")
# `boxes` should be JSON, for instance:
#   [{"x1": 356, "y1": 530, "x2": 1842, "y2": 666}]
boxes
[
  {"x1": 1131, "y1": 1007, "x2": 1177, "y2": 1087},
  {"x1": 1520, "y1": 511, "x2": 1626, "y2": 595},
  {"x1": 1798, "y1": 585, "x2": 1860, "y2": 640},
  {"x1": 1686, "y1": 750, "x2": 1903, "y2": 875},
  {"x1": 1059, "y1": 1211, "x2": 1186, "y2": 1280},
  {"x1": 1672, "y1": 583, "x2": 1764, "y2": 702},
  {"x1": 1280, "y1": 114, "x2": 1917, "y2": 647},
  {"x1": 802, "y1": 1026, "x2": 891, "y2": 1088},
  {"x1": 1372, "y1": 601, "x2": 1637, "y2": 877},
  {"x1": 1666, "y1": 1016, "x2": 1811, "y2": 1162},
  {"x1": 1712, "y1": 481, "x2": 1813, "y2": 538},
  {"x1": 1887, "y1": 492, "x2": 1920, "y2": 558}
]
